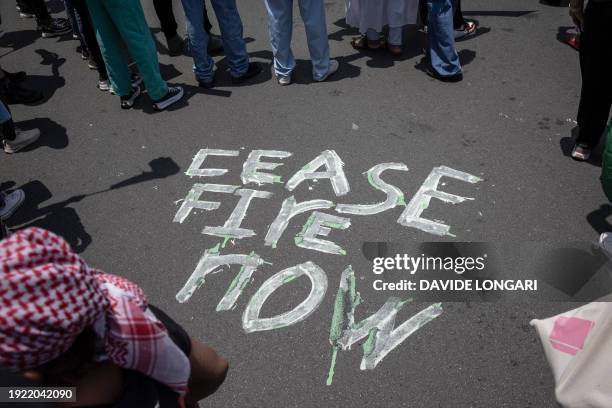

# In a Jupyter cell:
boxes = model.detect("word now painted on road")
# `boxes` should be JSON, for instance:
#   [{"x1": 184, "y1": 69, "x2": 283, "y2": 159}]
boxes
[{"x1": 172, "y1": 148, "x2": 482, "y2": 384}]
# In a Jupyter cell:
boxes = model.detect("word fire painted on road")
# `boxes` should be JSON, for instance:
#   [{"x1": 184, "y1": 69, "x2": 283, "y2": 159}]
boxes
[{"x1": 172, "y1": 148, "x2": 482, "y2": 384}]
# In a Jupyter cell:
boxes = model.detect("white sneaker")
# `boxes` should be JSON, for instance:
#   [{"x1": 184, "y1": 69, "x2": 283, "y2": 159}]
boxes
[
  {"x1": 315, "y1": 60, "x2": 339, "y2": 82},
  {"x1": 599, "y1": 233, "x2": 612, "y2": 259},
  {"x1": 277, "y1": 75, "x2": 291, "y2": 86},
  {"x1": 0, "y1": 189, "x2": 25, "y2": 220},
  {"x1": 97, "y1": 79, "x2": 111, "y2": 92},
  {"x1": 3, "y1": 128, "x2": 40, "y2": 154}
]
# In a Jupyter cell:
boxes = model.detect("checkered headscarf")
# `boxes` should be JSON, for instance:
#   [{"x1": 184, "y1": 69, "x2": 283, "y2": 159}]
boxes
[{"x1": 0, "y1": 228, "x2": 190, "y2": 396}]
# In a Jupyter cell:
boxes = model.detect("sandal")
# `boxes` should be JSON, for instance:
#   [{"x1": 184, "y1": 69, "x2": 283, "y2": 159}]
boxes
[
  {"x1": 387, "y1": 44, "x2": 402, "y2": 56},
  {"x1": 350, "y1": 35, "x2": 386, "y2": 50},
  {"x1": 571, "y1": 143, "x2": 591, "y2": 161},
  {"x1": 455, "y1": 19, "x2": 479, "y2": 40}
]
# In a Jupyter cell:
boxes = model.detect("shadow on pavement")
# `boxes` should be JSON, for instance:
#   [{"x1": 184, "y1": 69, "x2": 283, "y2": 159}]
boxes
[
  {"x1": 4, "y1": 157, "x2": 181, "y2": 252},
  {"x1": 16, "y1": 117, "x2": 69, "y2": 151},
  {"x1": 587, "y1": 205, "x2": 612, "y2": 234}
]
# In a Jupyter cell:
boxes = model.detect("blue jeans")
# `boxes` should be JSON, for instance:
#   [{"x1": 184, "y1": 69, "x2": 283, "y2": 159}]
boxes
[
  {"x1": 0, "y1": 101, "x2": 11, "y2": 124},
  {"x1": 427, "y1": 0, "x2": 461, "y2": 77},
  {"x1": 264, "y1": 0, "x2": 331, "y2": 81},
  {"x1": 181, "y1": 0, "x2": 249, "y2": 82}
]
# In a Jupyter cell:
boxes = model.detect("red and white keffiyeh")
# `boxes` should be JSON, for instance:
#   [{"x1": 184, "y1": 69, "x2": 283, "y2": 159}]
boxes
[{"x1": 0, "y1": 228, "x2": 190, "y2": 396}]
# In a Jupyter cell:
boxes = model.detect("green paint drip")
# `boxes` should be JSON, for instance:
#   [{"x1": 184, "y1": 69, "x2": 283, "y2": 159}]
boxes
[
  {"x1": 221, "y1": 236, "x2": 231, "y2": 248},
  {"x1": 396, "y1": 194, "x2": 406, "y2": 206},
  {"x1": 362, "y1": 328, "x2": 379, "y2": 357},
  {"x1": 326, "y1": 347, "x2": 339, "y2": 386}
]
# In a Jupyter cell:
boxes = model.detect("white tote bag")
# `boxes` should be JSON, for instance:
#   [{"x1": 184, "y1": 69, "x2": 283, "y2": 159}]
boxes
[{"x1": 531, "y1": 302, "x2": 612, "y2": 408}]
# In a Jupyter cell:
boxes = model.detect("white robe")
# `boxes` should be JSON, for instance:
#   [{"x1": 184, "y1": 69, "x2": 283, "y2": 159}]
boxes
[{"x1": 345, "y1": 0, "x2": 419, "y2": 34}]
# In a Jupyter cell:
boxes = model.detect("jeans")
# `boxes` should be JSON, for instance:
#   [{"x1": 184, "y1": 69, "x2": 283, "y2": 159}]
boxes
[
  {"x1": 426, "y1": 0, "x2": 461, "y2": 77},
  {"x1": 0, "y1": 101, "x2": 11, "y2": 124},
  {"x1": 264, "y1": 0, "x2": 330, "y2": 80},
  {"x1": 420, "y1": 0, "x2": 465, "y2": 29},
  {"x1": 86, "y1": 0, "x2": 167, "y2": 100},
  {"x1": 576, "y1": 1, "x2": 612, "y2": 148},
  {"x1": 366, "y1": 27, "x2": 402, "y2": 46},
  {"x1": 181, "y1": 0, "x2": 248, "y2": 82},
  {"x1": 153, "y1": 0, "x2": 213, "y2": 39}
]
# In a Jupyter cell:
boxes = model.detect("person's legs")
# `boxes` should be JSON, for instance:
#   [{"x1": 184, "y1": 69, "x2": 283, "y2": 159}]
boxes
[
  {"x1": 72, "y1": 0, "x2": 108, "y2": 81},
  {"x1": 453, "y1": 0, "x2": 465, "y2": 29},
  {"x1": 153, "y1": 0, "x2": 178, "y2": 39},
  {"x1": 576, "y1": 1, "x2": 612, "y2": 150},
  {"x1": 103, "y1": 0, "x2": 168, "y2": 100},
  {"x1": 181, "y1": 0, "x2": 215, "y2": 82},
  {"x1": 20, "y1": 0, "x2": 51, "y2": 23},
  {"x1": 86, "y1": 0, "x2": 131, "y2": 97},
  {"x1": 298, "y1": 0, "x2": 331, "y2": 80},
  {"x1": 209, "y1": 0, "x2": 249, "y2": 78},
  {"x1": 265, "y1": 0, "x2": 295, "y2": 79},
  {"x1": 427, "y1": 0, "x2": 461, "y2": 77},
  {"x1": 184, "y1": 337, "x2": 229, "y2": 407},
  {"x1": 388, "y1": 26, "x2": 403, "y2": 46}
]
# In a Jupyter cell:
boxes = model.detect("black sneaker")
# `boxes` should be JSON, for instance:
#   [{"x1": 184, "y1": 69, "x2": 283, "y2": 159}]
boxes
[
  {"x1": 16, "y1": 4, "x2": 35, "y2": 18},
  {"x1": 231, "y1": 62, "x2": 262, "y2": 84},
  {"x1": 120, "y1": 86, "x2": 141, "y2": 110},
  {"x1": 38, "y1": 18, "x2": 71, "y2": 38},
  {"x1": 152, "y1": 86, "x2": 184, "y2": 111},
  {"x1": 424, "y1": 66, "x2": 463, "y2": 82},
  {"x1": 198, "y1": 75, "x2": 215, "y2": 89}
]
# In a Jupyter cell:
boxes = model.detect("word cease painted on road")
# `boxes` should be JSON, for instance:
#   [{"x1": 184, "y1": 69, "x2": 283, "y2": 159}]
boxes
[{"x1": 172, "y1": 148, "x2": 482, "y2": 384}]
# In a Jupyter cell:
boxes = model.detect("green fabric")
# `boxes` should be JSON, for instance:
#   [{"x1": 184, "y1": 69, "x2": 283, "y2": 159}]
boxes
[
  {"x1": 601, "y1": 122, "x2": 612, "y2": 202},
  {"x1": 86, "y1": 0, "x2": 168, "y2": 100}
]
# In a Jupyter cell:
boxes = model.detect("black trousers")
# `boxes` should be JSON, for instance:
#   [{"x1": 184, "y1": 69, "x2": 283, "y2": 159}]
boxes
[
  {"x1": 71, "y1": 1, "x2": 108, "y2": 80},
  {"x1": 16, "y1": 0, "x2": 51, "y2": 23},
  {"x1": 576, "y1": 1, "x2": 612, "y2": 148},
  {"x1": 419, "y1": 0, "x2": 465, "y2": 29},
  {"x1": 152, "y1": 0, "x2": 212, "y2": 39}
]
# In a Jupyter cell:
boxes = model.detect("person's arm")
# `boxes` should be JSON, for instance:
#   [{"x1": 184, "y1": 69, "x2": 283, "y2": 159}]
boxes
[{"x1": 569, "y1": 0, "x2": 585, "y2": 31}]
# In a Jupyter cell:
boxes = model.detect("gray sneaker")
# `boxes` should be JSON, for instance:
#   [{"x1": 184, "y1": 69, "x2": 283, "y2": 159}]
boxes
[
  {"x1": 315, "y1": 60, "x2": 339, "y2": 82},
  {"x1": 3, "y1": 128, "x2": 40, "y2": 154},
  {"x1": 0, "y1": 189, "x2": 25, "y2": 220}
]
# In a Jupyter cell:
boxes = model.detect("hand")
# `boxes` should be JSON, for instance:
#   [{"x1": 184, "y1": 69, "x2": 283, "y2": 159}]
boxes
[{"x1": 569, "y1": 6, "x2": 585, "y2": 31}]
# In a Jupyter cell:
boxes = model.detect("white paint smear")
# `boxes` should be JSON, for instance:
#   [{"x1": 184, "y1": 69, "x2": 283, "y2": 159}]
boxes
[
  {"x1": 204, "y1": 188, "x2": 273, "y2": 240},
  {"x1": 286, "y1": 150, "x2": 350, "y2": 196},
  {"x1": 173, "y1": 183, "x2": 238, "y2": 224},
  {"x1": 241, "y1": 150, "x2": 292, "y2": 185},
  {"x1": 264, "y1": 196, "x2": 333, "y2": 248},
  {"x1": 185, "y1": 148, "x2": 240, "y2": 178},
  {"x1": 175, "y1": 245, "x2": 264, "y2": 309},
  {"x1": 397, "y1": 166, "x2": 481, "y2": 236},
  {"x1": 336, "y1": 163, "x2": 408, "y2": 215},
  {"x1": 295, "y1": 211, "x2": 350, "y2": 255},
  {"x1": 242, "y1": 262, "x2": 328, "y2": 333}
]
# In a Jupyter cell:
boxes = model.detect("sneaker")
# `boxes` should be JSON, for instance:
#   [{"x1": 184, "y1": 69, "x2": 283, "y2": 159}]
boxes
[
  {"x1": 208, "y1": 34, "x2": 224, "y2": 54},
  {"x1": 72, "y1": 33, "x2": 79, "y2": 40},
  {"x1": 120, "y1": 86, "x2": 141, "y2": 109},
  {"x1": 424, "y1": 66, "x2": 463, "y2": 82},
  {"x1": 81, "y1": 50, "x2": 90, "y2": 60},
  {"x1": 152, "y1": 86, "x2": 184, "y2": 111},
  {"x1": 87, "y1": 59, "x2": 98, "y2": 70},
  {"x1": 315, "y1": 59, "x2": 339, "y2": 82},
  {"x1": 231, "y1": 62, "x2": 263, "y2": 84},
  {"x1": 19, "y1": 11, "x2": 35, "y2": 18},
  {"x1": 97, "y1": 79, "x2": 111, "y2": 92},
  {"x1": 166, "y1": 34, "x2": 184, "y2": 56},
  {"x1": 455, "y1": 19, "x2": 479, "y2": 41},
  {"x1": 110, "y1": 73, "x2": 142, "y2": 95},
  {"x1": 39, "y1": 18, "x2": 71, "y2": 38},
  {"x1": 3, "y1": 128, "x2": 40, "y2": 154},
  {"x1": 571, "y1": 143, "x2": 591, "y2": 161},
  {"x1": 276, "y1": 74, "x2": 291, "y2": 86},
  {"x1": 198, "y1": 77, "x2": 215, "y2": 89},
  {"x1": 0, "y1": 190, "x2": 25, "y2": 220}
]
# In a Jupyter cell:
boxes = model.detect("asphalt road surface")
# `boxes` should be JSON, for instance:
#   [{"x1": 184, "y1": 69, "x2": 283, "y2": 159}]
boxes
[{"x1": 1, "y1": 0, "x2": 608, "y2": 406}]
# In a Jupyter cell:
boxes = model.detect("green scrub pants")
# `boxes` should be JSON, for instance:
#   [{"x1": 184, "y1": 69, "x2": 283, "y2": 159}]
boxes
[{"x1": 86, "y1": 0, "x2": 168, "y2": 101}]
